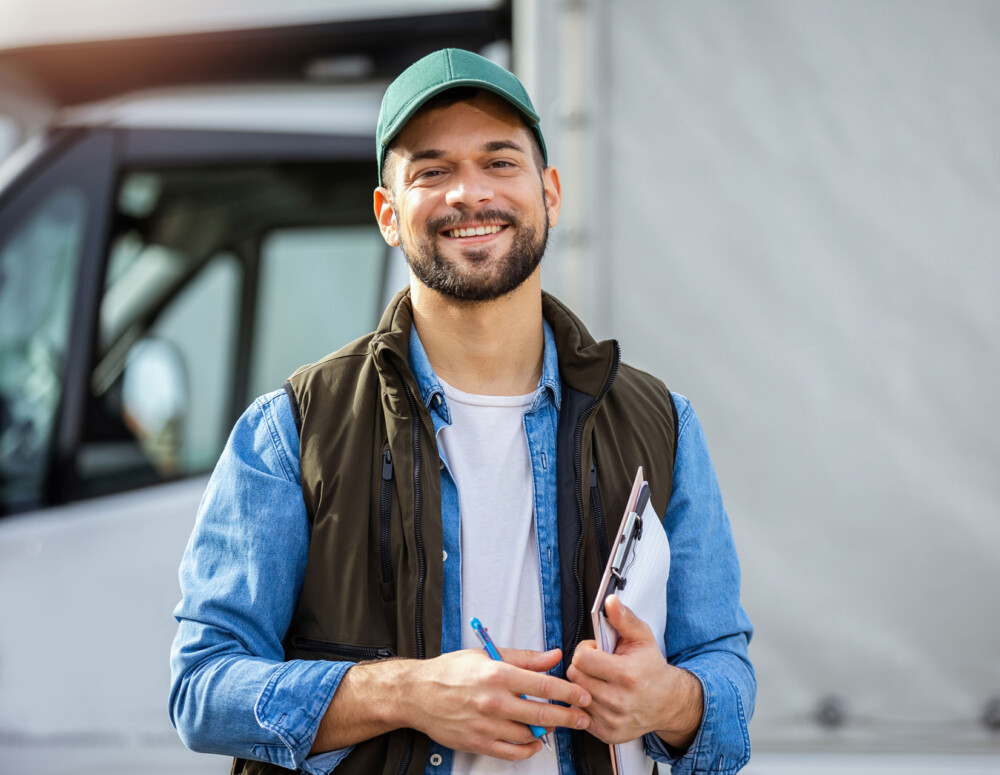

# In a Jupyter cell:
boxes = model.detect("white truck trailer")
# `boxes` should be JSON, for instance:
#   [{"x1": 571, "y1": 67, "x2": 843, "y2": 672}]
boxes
[{"x1": 1, "y1": 2, "x2": 998, "y2": 773}]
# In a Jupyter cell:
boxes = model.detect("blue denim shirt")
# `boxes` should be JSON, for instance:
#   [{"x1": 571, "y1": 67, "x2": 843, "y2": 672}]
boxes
[{"x1": 170, "y1": 323, "x2": 755, "y2": 775}]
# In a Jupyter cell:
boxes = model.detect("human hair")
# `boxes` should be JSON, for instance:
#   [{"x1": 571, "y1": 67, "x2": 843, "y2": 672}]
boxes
[{"x1": 380, "y1": 87, "x2": 546, "y2": 192}]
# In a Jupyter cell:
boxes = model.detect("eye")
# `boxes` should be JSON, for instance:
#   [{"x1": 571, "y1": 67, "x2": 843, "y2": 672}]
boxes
[{"x1": 489, "y1": 160, "x2": 515, "y2": 169}]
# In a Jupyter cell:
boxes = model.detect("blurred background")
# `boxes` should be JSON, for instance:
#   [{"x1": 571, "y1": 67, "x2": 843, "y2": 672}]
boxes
[{"x1": 0, "y1": 1, "x2": 997, "y2": 773}]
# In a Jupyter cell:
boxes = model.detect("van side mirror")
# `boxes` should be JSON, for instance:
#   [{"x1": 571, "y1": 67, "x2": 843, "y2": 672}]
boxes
[{"x1": 121, "y1": 338, "x2": 189, "y2": 475}]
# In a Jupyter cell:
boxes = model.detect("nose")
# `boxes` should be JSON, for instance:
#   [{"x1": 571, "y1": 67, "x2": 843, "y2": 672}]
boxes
[{"x1": 444, "y1": 163, "x2": 494, "y2": 209}]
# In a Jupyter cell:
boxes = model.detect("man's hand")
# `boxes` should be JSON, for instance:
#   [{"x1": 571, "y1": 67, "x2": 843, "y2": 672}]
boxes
[
  {"x1": 567, "y1": 595, "x2": 704, "y2": 750},
  {"x1": 312, "y1": 647, "x2": 591, "y2": 762}
]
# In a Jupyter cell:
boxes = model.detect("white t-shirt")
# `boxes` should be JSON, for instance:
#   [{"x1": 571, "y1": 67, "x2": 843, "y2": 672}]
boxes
[{"x1": 437, "y1": 378, "x2": 558, "y2": 775}]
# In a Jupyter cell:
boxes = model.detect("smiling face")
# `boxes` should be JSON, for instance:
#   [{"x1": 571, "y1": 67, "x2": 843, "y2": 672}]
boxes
[{"x1": 374, "y1": 91, "x2": 561, "y2": 303}]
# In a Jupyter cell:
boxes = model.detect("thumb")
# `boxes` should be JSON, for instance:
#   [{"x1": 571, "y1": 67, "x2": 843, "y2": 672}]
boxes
[{"x1": 604, "y1": 595, "x2": 653, "y2": 645}]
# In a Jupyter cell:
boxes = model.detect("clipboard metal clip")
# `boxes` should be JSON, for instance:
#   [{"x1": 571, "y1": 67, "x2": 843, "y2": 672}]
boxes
[{"x1": 603, "y1": 487, "x2": 648, "y2": 611}]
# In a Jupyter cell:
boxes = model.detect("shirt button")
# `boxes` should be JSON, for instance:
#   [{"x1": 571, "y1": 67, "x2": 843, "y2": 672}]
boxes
[
  {"x1": 430, "y1": 753, "x2": 443, "y2": 766},
  {"x1": 442, "y1": 550, "x2": 448, "y2": 562}
]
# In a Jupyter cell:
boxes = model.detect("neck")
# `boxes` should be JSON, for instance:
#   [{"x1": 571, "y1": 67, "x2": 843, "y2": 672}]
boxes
[{"x1": 410, "y1": 270, "x2": 544, "y2": 396}]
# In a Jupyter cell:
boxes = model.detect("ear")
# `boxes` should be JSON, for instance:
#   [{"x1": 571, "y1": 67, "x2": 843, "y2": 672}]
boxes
[
  {"x1": 374, "y1": 186, "x2": 400, "y2": 247},
  {"x1": 542, "y1": 166, "x2": 562, "y2": 228}
]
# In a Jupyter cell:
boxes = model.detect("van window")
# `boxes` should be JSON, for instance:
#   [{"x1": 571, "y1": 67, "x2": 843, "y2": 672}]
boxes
[
  {"x1": 74, "y1": 161, "x2": 383, "y2": 498},
  {"x1": 0, "y1": 187, "x2": 87, "y2": 509},
  {"x1": 78, "y1": 243, "x2": 240, "y2": 494},
  {"x1": 250, "y1": 226, "x2": 385, "y2": 398}
]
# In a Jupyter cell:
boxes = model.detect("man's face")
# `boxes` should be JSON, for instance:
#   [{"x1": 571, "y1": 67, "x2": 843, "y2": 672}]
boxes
[{"x1": 375, "y1": 92, "x2": 561, "y2": 303}]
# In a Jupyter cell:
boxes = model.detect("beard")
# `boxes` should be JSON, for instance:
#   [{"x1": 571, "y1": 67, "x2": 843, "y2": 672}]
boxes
[{"x1": 398, "y1": 202, "x2": 549, "y2": 303}]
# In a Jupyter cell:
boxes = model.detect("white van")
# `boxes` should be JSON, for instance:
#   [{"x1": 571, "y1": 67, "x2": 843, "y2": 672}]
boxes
[{"x1": 0, "y1": 4, "x2": 506, "y2": 772}]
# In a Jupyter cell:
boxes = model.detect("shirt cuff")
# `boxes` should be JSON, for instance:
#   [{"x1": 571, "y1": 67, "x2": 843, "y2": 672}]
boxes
[
  {"x1": 252, "y1": 658, "x2": 355, "y2": 774},
  {"x1": 644, "y1": 666, "x2": 751, "y2": 775}
]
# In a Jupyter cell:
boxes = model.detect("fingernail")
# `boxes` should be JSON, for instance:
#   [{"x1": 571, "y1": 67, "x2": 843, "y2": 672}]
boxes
[{"x1": 576, "y1": 715, "x2": 588, "y2": 729}]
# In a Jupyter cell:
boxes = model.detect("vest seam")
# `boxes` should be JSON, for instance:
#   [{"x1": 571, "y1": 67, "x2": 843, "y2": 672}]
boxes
[{"x1": 281, "y1": 381, "x2": 302, "y2": 436}]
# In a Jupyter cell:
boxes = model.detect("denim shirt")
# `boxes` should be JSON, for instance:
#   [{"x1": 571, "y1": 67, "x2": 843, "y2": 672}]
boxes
[{"x1": 170, "y1": 323, "x2": 756, "y2": 775}]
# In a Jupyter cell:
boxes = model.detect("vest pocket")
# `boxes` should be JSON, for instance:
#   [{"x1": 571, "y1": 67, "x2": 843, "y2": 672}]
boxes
[
  {"x1": 380, "y1": 447, "x2": 395, "y2": 584},
  {"x1": 292, "y1": 637, "x2": 397, "y2": 662}
]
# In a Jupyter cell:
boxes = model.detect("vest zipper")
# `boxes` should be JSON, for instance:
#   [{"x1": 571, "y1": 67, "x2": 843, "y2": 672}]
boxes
[
  {"x1": 380, "y1": 448, "x2": 395, "y2": 584},
  {"x1": 396, "y1": 378, "x2": 426, "y2": 775},
  {"x1": 590, "y1": 460, "x2": 610, "y2": 569},
  {"x1": 292, "y1": 637, "x2": 396, "y2": 661},
  {"x1": 400, "y1": 380, "x2": 426, "y2": 660},
  {"x1": 571, "y1": 342, "x2": 621, "y2": 775}
]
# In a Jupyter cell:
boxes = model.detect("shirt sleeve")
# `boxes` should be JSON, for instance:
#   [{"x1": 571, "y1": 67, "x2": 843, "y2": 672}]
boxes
[
  {"x1": 169, "y1": 389, "x2": 355, "y2": 774},
  {"x1": 643, "y1": 394, "x2": 756, "y2": 775}
]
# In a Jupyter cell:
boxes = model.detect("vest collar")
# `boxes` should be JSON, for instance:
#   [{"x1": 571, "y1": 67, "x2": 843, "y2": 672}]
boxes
[
  {"x1": 370, "y1": 287, "x2": 416, "y2": 373},
  {"x1": 369, "y1": 287, "x2": 619, "y2": 401},
  {"x1": 541, "y1": 292, "x2": 619, "y2": 399}
]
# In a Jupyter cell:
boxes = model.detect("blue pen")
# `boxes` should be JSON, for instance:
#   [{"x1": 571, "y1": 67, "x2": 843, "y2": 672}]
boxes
[{"x1": 470, "y1": 617, "x2": 552, "y2": 751}]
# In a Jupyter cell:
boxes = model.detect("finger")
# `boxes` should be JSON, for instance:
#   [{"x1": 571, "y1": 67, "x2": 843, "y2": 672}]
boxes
[
  {"x1": 585, "y1": 718, "x2": 614, "y2": 745},
  {"x1": 498, "y1": 665, "x2": 592, "y2": 709},
  {"x1": 604, "y1": 595, "x2": 654, "y2": 644},
  {"x1": 481, "y1": 737, "x2": 543, "y2": 762},
  {"x1": 570, "y1": 645, "x2": 625, "y2": 684},
  {"x1": 584, "y1": 716, "x2": 631, "y2": 746},
  {"x1": 506, "y1": 694, "x2": 591, "y2": 731},
  {"x1": 565, "y1": 663, "x2": 610, "y2": 700},
  {"x1": 470, "y1": 671, "x2": 590, "y2": 729},
  {"x1": 567, "y1": 663, "x2": 628, "y2": 715},
  {"x1": 560, "y1": 682, "x2": 630, "y2": 743},
  {"x1": 498, "y1": 647, "x2": 562, "y2": 673},
  {"x1": 485, "y1": 718, "x2": 547, "y2": 747}
]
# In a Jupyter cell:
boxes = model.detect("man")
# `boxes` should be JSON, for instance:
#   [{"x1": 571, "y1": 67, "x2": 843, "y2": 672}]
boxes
[{"x1": 170, "y1": 48, "x2": 754, "y2": 775}]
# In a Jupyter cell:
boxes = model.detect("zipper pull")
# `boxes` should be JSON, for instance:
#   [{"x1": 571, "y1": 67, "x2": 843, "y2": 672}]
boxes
[
  {"x1": 382, "y1": 449, "x2": 393, "y2": 480},
  {"x1": 590, "y1": 459, "x2": 598, "y2": 488}
]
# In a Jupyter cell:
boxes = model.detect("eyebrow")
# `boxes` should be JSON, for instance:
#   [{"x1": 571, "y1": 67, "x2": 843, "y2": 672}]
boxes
[
  {"x1": 483, "y1": 140, "x2": 527, "y2": 154},
  {"x1": 405, "y1": 140, "x2": 528, "y2": 164},
  {"x1": 408, "y1": 149, "x2": 446, "y2": 163}
]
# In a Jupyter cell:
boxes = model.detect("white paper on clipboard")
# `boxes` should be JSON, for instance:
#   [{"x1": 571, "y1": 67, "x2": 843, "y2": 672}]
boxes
[{"x1": 589, "y1": 467, "x2": 671, "y2": 775}]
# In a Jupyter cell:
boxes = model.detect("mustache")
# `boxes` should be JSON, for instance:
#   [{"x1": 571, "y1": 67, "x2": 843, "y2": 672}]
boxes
[{"x1": 426, "y1": 208, "x2": 519, "y2": 233}]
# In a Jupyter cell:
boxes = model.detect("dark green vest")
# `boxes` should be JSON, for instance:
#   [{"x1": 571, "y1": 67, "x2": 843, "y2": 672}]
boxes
[{"x1": 236, "y1": 289, "x2": 678, "y2": 775}]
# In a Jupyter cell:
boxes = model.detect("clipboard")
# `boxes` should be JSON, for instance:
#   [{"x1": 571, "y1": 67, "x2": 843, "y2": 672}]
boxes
[{"x1": 590, "y1": 467, "x2": 671, "y2": 775}]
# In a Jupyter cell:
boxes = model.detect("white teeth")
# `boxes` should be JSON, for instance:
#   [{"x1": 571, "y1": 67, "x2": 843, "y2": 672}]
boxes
[{"x1": 446, "y1": 225, "x2": 503, "y2": 238}]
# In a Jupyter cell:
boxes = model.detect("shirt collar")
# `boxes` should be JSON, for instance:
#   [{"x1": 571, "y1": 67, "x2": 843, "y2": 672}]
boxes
[{"x1": 407, "y1": 318, "x2": 562, "y2": 425}]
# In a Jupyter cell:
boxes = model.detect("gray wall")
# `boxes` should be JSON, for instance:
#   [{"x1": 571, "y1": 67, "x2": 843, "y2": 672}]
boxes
[{"x1": 521, "y1": 0, "x2": 1000, "y2": 753}]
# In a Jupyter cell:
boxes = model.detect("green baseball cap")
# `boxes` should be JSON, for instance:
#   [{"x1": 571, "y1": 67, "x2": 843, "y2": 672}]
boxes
[{"x1": 376, "y1": 48, "x2": 548, "y2": 186}]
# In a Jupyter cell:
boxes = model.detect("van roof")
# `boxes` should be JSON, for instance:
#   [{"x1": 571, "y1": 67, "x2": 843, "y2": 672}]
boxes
[
  {"x1": 0, "y1": 0, "x2": 500, "y2": 50},
  {"x1": 0, "y1": 1, "x2": 507, "y2": 107},
  {"x1": 54, "y1": 82, "x2": 386, "y2": 136}
]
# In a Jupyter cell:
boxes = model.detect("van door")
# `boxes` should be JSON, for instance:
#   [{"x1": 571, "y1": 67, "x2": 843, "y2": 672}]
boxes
[
  {"x1": 0, "y1": 129, "x2": 115, "y2": 514},
  {"x1": 0, "y1": 126, "x2": 392, "y2": 774}
]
